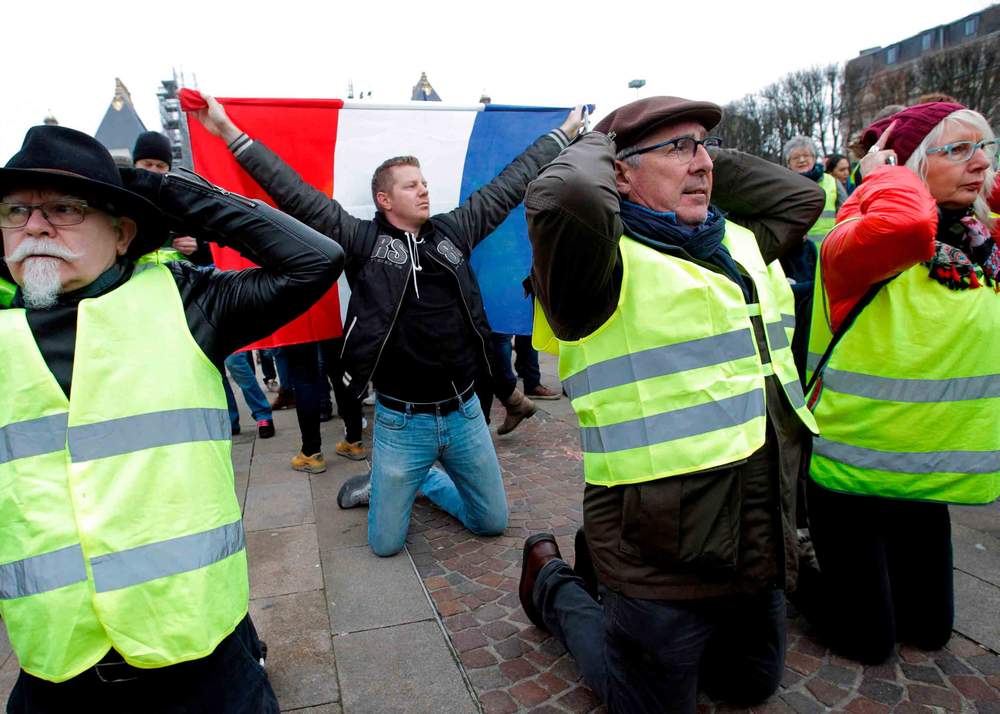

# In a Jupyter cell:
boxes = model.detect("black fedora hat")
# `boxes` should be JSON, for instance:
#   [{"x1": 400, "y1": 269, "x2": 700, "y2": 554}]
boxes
[{"x1": 0, "y1": 125, "x2": 167, "y2": 258}]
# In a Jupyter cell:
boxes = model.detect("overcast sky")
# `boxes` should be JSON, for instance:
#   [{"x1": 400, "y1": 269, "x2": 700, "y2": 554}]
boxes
[{"x1": 1, "y1": 0, "x2": 991, "y2": 161}]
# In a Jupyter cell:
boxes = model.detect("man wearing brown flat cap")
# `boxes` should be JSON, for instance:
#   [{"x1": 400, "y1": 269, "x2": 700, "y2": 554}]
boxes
[{"x1": 517, "y1": 96, "x2": 825, "y2": 712}]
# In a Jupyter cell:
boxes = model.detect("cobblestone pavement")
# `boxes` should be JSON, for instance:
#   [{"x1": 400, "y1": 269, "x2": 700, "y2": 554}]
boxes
[{"x1": 407, "y1": 406, "x2": 1000, "y2": 714}]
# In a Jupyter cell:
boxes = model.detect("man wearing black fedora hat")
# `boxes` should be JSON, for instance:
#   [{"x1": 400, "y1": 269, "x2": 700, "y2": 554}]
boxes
[
  {"x1": 517, "y1": 97, "x2": 825, "y2": 712},
  {"x1": 0, "y1": 125, "x2": 343, "y2": 712}
]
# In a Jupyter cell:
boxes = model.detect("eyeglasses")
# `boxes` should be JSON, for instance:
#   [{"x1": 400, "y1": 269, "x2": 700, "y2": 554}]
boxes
[
  {"x1": 926, "y1": 139, "x2": 999, "y2": 163},
  {"x1": 618, "y1": 136, "x2": 723, "y2": 163},
  {"x1": 0, "y1": 200, "x2": 91, "y2": 228}
]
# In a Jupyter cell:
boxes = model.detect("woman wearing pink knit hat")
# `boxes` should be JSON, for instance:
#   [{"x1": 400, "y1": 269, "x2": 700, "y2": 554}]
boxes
[{"x1": 800, "y1": 101, "x2": 999, "y2": 663}]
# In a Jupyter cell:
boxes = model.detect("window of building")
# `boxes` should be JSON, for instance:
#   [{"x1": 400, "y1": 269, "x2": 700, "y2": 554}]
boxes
[
  {"x1": 887, "y1": 45, "x2": 899, "y2": 64},
  {"x1": 922, "y1": 33, "x2": 933, "y2": 51},
  {"x1": 965, "y1": 17, "x2": 978, "y2": 35}
]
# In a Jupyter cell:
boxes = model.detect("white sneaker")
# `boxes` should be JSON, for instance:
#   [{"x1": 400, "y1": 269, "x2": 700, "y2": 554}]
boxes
[{"x1": 362, "y1": 393, "x2": 376, "y2": 406}]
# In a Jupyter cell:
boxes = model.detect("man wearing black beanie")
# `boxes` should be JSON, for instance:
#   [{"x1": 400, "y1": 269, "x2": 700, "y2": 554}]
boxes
[
  {"x1": 132, "y1": 132, "x2": 213, "y2": 267},
  {"x1": 132, "y1": 131, "x2": 173, "y2": 173}
]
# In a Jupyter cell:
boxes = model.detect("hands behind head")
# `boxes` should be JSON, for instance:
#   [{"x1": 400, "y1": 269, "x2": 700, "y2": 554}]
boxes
[
  {"x1": 560, "y1": 106, "x2": 587, "y2": 141},
  {"x1": 192, "y1": 95, "x2": 243, "y2": 145},
  {"x1": 860, "y1": 120, "x2": 899, "y2": 177},
  {"x1": 171, "y1": 236, "x2": 199, "y2": 255}
]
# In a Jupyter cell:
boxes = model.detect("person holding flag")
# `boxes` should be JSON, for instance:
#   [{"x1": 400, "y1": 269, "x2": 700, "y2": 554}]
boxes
[
  {"x1": 191, "y1": 96, "x2": 585, "y2": 556},
  {"x1": 0, "y1": 124, "x2": 342, "y2": 711}
]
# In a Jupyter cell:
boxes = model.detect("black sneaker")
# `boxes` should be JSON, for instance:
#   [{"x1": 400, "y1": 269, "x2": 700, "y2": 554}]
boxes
[
  {"x1": 256, "y1": 419, "x2": 275, "y2": 439},
  {"x1": 337, "y1": 472, "x2": 372, "y2": 509}
]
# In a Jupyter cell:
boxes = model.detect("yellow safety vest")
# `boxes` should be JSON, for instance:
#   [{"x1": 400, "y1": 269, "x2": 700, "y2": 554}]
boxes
[
  {"x1": 806, "y1": 255, "x2": 1000, "y2": 504},
  {"x1": 807, "y1": 173, "x2": 838, "y2": 243},
  {"x1": 138, "y1": 247, "x2": 185, "y2": 265},
  {"x1": 0, "y1": 278, "x2": 14, "y2": 308},
  {"x1": 539, "y1": 221, "x2": 817, "y2": 486},
  {"x1": 0, "y1": 264, "x2": 248, "y2": 682}
]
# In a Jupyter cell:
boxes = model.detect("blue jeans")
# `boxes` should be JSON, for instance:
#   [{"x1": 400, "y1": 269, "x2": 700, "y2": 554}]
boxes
[
  {"x1": 269, "y1": 348, "x2": 291, "y2": 389},
  {"x1": 224, "y1": 353, "x2": 273, "y2": 426},
  {"x1": 368, "y1": 395, "x2": 508, "y2": 556},
  {"x1": 535, "y1": 560, "x2": 786, "y2": 714}
]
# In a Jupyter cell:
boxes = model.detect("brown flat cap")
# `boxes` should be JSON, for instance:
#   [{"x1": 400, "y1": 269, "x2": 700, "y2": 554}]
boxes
[{"x1": 594, "y1": 96, "x2": 723, "y2": 153}]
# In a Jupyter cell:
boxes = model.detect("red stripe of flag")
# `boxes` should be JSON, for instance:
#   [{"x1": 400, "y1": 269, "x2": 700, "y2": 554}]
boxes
[{"x1": 185, "y1": 93, "x2": 345, "y2": 349}]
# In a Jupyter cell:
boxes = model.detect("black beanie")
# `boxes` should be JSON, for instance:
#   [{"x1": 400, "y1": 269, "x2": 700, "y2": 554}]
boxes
[{"x1": 132, "y1": 131, "x2": 173, "y2": 167}]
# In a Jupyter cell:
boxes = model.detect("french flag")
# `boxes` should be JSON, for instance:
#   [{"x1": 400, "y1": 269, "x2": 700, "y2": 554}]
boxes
[{"x1": 181, "y1": 91, "x2": 573, "y2": 349}]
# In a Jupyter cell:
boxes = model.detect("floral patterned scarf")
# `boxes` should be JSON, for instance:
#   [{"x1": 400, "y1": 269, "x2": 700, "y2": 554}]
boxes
[{"x1": 925, "y1": 212, "x2": 1000, "y2": 292}]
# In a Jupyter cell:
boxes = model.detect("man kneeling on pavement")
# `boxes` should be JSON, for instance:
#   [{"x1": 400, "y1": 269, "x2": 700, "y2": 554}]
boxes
[
  {"x1": 0, "y1": 125, "x2": 343, "y2": 712},
  {"x1": 192, "y1": 97, "x2": 585, "y2": 557},
  {"x1": 519, "y1": 96, "x2": 825, "y2": 713}
]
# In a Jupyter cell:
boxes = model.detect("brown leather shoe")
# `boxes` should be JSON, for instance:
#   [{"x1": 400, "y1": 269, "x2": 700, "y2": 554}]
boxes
[
  {"x1": 497, "y1": 389, "x2": 537, "y2": 435},
  {"x1": 270, "y1": 388, "x2": 296, "y2": 410},
  {"x1": 525, "y1": 384, "x2": 561, "y2": 400},
  {"x1": 519, "y1": 533, "x2": 562, "y2": 632}
]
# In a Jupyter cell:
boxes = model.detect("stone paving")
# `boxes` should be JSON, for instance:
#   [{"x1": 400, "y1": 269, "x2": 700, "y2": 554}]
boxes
[
  {"x1": 1, "y1": 352, "x2": 998, "y2": 713},
  {"x1": 408, "y1": 397, "x2": 1000, "y2": 714}
]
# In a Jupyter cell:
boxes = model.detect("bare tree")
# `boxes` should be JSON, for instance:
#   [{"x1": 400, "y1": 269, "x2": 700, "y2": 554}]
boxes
[{"x1": 718, "y1": 63, "x2": 845, "y2": 163}]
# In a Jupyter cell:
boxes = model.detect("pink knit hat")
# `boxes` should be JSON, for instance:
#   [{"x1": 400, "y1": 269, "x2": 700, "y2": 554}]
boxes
[{"x1": 862, "y1": 101, "x2": 966, "y2": 165}]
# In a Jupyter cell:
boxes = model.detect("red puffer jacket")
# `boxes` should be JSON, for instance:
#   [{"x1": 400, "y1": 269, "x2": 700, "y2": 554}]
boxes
[{"x1": 820, "y1": 166, "x2": 937, "y2": 331}]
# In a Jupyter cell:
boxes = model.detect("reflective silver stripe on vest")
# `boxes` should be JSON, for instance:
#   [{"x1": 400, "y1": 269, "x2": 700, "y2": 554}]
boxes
[
  {"x1": 68, "y1": 407, "x2": 229, "y2": 462},
  {"x1": 0, "y1": 544, "x2": 87, "y2": 599},
  {"x1": 813, "y1": 438, "x2": 1000, "y2": 475},
  {"x1": 781, "y1": 313, "x2": 796, "y2": 330},
  {"x1": 806, "y1": 352, "x2": 821, "y2": 373},
  {"x1": 822, "y1": 368, "x2": 1000, "y2": 403},
  {"x1": 0, "y1": 413, "x2": 68, "y2": 465},
  {"x1": 580, "y1": 389, "x2": 765, "y2": 454},
  {"x1": 90, "y1": 519, "x2": 245, "y2": 593},
  {"x1": 783, "y1": 380, "x2": 807, "y2": 410},
  {"x1": 765, "y1": 321, "x2": 790, "y2": 351},
  {"x1": 563, "y1": 329, "x2": 756, "y2": 401},
  {"x1": 820, "y1": 210, "x2": 837, "y2": 219}
]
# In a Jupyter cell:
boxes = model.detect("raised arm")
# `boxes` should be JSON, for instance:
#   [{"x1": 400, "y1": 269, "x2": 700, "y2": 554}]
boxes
[
  {"x1": 710, "y1": 149, "x2": 825, "y2": 264},
  {"x1": 122, "y1": 167, "x2": 344, "y2": 364},
  {"x1": 820, "y1": 166, "x2": 937, "y2": 330},
  {"x1": 446, "y1": 108, "x2": 584, "y2": 251},
  {"x1": 525, "y1": 131, "x2": 623, "y2": 341},
  {"x1": 190, "y1": 96, "x2": 363, "y2": 257}
]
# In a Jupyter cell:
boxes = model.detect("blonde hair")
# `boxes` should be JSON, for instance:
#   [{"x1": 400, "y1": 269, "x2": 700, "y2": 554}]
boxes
[{"x1": 904, "y1": 109, "x2": 996, "y2": 228}]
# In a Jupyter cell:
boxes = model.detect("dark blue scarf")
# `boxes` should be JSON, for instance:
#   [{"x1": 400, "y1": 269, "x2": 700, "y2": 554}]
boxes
[{"x1": 619, "y1": 201, "x2": 751, "y2": 300}]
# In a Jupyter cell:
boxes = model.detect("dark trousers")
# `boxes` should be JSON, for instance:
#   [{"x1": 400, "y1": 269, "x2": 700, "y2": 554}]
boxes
[
  {"x1": 284, "y1": 339, "x2": 363, "y2": 454},
  {"x1": 490, "y1": 333, "x2": 542, "y2": 394},
  {"x1": 535, "y1": 560, "x2": 786, "y2": 714},
  {"x1": 804, "y1": 479, "x2": 954, "y2": 663},
  {"x1": 7, "y1": 616, "x2": 278, "y2": 714},
  {"x1": 256, "y1": 350, "x2": 276, "y2": 383}
]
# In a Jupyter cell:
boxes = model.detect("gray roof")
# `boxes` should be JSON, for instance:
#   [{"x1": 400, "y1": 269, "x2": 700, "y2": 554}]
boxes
[
  {"x1": 94, "y1": 78, "x2": 147, "y2": 154},
  {"x1": 411, "y1": 72, "x2": 441, "y2": 102}
]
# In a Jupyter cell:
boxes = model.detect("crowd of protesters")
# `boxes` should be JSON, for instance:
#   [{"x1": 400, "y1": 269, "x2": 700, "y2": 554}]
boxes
[{"x1": 0, "y1": 82, "x2": 997, "y2": 713}]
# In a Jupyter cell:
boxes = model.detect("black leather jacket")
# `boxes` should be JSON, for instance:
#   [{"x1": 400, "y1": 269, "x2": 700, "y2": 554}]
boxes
[
  {"x1": 235, "y1": 131, "x2": 569, "y2": 398},
  {"x1": 6, "y1": 169, "x2": 344, "y2": 396}
]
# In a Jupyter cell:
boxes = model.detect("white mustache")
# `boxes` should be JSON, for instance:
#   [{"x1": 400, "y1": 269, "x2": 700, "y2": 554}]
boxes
[{"x1": 6, "y1": 239, "x2": 82, "y2": 263}]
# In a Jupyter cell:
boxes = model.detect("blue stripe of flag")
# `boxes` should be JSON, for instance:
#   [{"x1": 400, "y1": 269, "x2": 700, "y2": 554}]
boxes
[{"x1": 463, "y1": 105, "x2": 570, "y2": 335}]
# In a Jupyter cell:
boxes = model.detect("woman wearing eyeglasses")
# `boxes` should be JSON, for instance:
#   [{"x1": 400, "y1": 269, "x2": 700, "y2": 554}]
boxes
[{"x1": 801, "y1": 102, "x2": 1000, "y2": 664}]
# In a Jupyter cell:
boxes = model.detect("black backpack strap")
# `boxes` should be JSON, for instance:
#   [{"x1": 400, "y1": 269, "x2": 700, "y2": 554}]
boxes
[{"x1": 804, "y1": 275, "x2": 897, "y2": 397}]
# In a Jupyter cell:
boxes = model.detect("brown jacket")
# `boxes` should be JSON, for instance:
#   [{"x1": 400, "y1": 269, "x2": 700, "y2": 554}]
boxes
[{"x1": 525, "y1": 133, "x2": 824, "y2": 599}]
